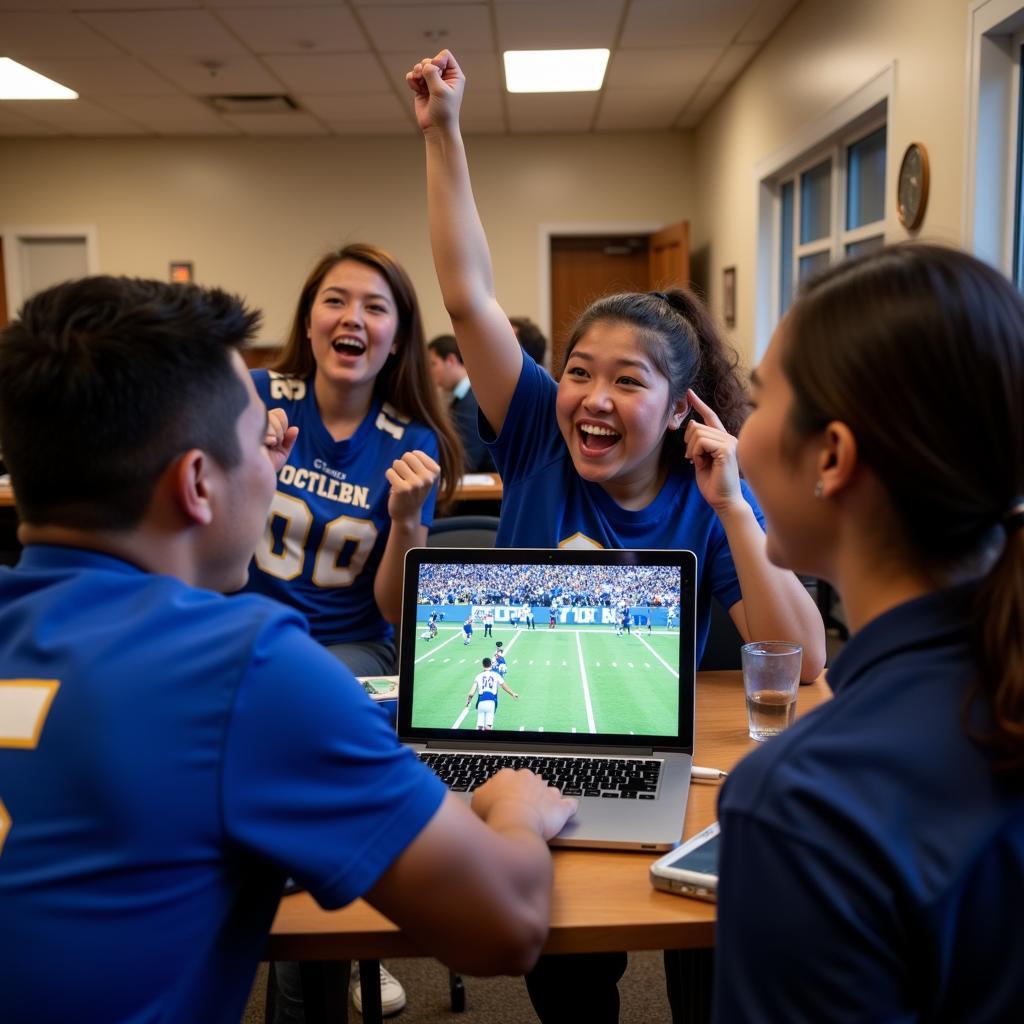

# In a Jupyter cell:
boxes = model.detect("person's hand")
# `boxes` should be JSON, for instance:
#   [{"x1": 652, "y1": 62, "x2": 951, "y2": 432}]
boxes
[
  {"x1": 683, "y1": 389, "x2": 743, "y2": 514},
  {"x1": 264, "y1": 408, "x2": 299, "y2": 474},
  {"x1": 472, "y1": 768, "x2": 578, "y2": 843},
  {"x1": 386, "y1": 449, "x2": 441, "y2": 525},
  {"x1": 405, "y1": 49, "x2": 465, "y2": 133}
]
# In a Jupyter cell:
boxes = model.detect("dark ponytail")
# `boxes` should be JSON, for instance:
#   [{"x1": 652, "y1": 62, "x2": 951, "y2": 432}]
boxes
[
  {"x1": 562, "y1": 286, "x2": 749, "y2": 442},
  {"x1": 784, "y1": 243, "x2": 1024, "y2": 779}
]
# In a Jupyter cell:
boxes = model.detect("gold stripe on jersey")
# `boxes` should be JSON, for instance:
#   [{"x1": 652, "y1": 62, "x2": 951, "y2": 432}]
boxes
[{"x1": 0, "y1": 679, "x2": 60, "y2": 749}]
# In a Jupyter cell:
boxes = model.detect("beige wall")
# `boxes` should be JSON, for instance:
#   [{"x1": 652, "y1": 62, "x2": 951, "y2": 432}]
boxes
[
  {"x1": 0, "y1": 131, "x2": 694, "y2": 345},
  {"x1": 693, "y1": 0, "x2": 973, "y2": 363}
]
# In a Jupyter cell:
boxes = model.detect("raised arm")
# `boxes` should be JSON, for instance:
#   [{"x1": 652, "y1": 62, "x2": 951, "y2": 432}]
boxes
[
  {"x1": 407, "y1": 50, "x2": 523, "y2": 434},
  {"x1": 366, "y1": 770, "x2": 577, "y2": 974},
  {"x1": 684, "y1": 389, "x2": 826, "y2": 680}
]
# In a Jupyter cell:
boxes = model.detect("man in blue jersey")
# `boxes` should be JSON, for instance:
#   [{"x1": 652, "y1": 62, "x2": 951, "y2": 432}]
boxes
[{"x1": 0, "y1": 276, "x2": 577, "y2": 1024}]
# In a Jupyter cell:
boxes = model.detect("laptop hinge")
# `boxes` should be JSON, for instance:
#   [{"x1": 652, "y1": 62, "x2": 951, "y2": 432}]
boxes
[{"x1": 422, "y1": 739, "x2": 656, "y2": 756}]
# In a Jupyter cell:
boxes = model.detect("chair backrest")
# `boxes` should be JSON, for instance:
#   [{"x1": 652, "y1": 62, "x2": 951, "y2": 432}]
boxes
[
  {"x1": 426, "y1": 515, "x2": 500, "y2": 549},
  {"x1": 698, "y1": 597, "x2": 744, "y2": 671}
]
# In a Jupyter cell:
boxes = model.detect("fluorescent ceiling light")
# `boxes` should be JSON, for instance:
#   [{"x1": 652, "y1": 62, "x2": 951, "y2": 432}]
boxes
[
  {"x1": 0, "y1": 58, "x2": 77, "y2": 100},
  {"x1": 503, "y1": 49, "x2": 609, "y2": 93}
]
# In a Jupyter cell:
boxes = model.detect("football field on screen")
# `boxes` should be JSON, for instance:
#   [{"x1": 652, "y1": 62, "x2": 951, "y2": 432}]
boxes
[{"x1": 411, "y1": 625, "x2": 681, "y2": 734}]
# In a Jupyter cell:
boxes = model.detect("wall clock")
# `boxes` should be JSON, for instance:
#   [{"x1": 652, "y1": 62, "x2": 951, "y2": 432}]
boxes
[{"x1": 897, "y1": 142, "x2": 929, "y2": 231}]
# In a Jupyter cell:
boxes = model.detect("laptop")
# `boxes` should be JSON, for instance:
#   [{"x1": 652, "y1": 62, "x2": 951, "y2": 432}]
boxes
[{"x1": 397, "y1": 547, "x2": 697, "y2": 851}]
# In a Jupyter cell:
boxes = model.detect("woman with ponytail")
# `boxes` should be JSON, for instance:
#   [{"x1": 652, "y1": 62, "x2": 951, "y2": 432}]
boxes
[
  {"x1": 407, "y1": 50, "x2": 824, "y2": 681},
  {"x1": 716, "y1": 242, "x2": 1024, "y2": 1021}
]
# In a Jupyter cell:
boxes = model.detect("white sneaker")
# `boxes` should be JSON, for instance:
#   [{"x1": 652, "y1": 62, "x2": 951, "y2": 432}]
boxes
[{"x1": 350, "y1": 961, "x2": 407, "y2": 1017}]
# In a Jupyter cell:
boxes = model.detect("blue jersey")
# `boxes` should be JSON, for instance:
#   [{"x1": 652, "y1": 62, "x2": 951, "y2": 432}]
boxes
[
  {"x1": 463, "y1": 620, "x2": 473, "y2": 636},
  {"x1": 0, "y1": 545, "x2": 446, "y2": 1023},
  {"x1": 715, "y1": 584, "x2": 1024, "y2": 1022},
  {"x1": 483, "y1": 355, "x2": 765, "y2": 662},
  {"x1": 245, "y1": 370, "x2": 440, "y2": 646}
]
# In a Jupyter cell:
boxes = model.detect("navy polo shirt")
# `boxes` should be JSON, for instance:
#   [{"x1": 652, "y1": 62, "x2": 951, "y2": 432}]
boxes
[{"x1": 714, "y1": 583, "x2": 1024, "y2": 1023}]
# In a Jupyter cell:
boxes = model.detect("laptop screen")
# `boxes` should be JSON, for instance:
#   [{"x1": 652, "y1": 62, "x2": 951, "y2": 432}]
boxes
[{"x1": 397, "y1": 547, "x2": 696, "y2": 750}]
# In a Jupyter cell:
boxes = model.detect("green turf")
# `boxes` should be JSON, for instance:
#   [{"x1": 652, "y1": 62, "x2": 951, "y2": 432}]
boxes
[{"x1": 410, "y1": 625, "x2": 681, "y2": 735}]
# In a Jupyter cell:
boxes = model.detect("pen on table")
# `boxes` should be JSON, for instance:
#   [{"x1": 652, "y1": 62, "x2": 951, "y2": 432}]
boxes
[{"x1": 691, "y1": 765, "x2": 728, "y2": 783}]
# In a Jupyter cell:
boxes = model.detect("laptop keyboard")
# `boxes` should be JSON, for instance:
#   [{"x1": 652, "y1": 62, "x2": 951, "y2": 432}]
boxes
[{"x1": 417, "y1": 751, "x2": 661, "y2": 799}]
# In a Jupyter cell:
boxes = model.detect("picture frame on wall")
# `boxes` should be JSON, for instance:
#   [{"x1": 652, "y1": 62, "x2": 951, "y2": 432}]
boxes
[
  {"x1": 169, "y1": 261, "x2": 193, "y2": 284},
  {"x1": 722, "y1": 266, "x2": 736, "y2": 328}
]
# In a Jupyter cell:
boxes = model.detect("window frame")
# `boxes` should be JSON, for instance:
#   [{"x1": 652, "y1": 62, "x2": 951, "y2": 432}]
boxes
[
  {"x1": 773, "y1": 110, "x2": 888, "y2": 320},
  {"x1": 754, "y1": 65, "x2": 893, "y2": 359}
]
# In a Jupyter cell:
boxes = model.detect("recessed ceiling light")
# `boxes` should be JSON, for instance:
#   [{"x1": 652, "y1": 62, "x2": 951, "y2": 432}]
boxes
[
  {"x1": 0, "y1": 58, "x2": 77, "y2": 100},
  {"x1": 503, "y1": 49, "x2": 610, "y2": 93}
]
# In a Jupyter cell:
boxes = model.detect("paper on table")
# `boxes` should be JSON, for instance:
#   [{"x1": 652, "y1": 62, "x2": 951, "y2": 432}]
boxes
[{"x1": 458, "y1": 473, "x2": 497, "y2": 487}]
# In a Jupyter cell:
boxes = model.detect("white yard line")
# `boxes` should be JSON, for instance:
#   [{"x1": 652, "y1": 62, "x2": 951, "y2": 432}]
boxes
[
  {"x1": 633, "y1": 631, "x2": 679, "y2": 677},
  {"x1": 575, "y1": 630, "x2": 597, "y2": 733},
  {"x1": 450, "y1": 707, "x2": 471, "y2": 729},
  {"x1": 415, "y1": 628, "x2": 460, "y2": 663}
]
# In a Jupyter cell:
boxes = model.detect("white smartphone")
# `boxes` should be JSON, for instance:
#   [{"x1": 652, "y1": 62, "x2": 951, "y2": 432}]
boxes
[{"x1": 649, "y1": 821, "x2": 720, "y2": 902}]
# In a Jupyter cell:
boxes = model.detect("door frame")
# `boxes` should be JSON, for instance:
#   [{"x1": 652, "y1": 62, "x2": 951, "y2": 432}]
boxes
[
  {"x1": 538, "y1": 221, "x2": 661, "y2": 358},
  {"x1": 1, "y1": 224, "x2": 99, "y2": 314}
]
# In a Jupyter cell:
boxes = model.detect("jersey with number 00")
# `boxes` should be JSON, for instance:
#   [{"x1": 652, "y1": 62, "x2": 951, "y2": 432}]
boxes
[
  {"x1": 0, "y1": 545, "x2": 445, "y2": 1023},
  {"x1": 472, "y1": 670, "x2": 504, "y2": 705},
  {"x1": 482, "y1": 354, "x2": 766, "y2": 663},
  {"x1": 245, "y1": 370, "x2": 440, "y2": 645}
]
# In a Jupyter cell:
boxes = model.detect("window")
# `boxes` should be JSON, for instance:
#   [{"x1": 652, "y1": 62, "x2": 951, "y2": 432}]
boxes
[
  {"x1": 775, "y1": 117, "x2": 887, "y2": 317},
  {"x1": 965, "y1": 0, "x2": 1024, "y2": 279}
]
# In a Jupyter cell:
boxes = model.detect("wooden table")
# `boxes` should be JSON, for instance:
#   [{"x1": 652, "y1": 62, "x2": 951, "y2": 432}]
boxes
[
  {"x1": 451, "y1": 473, "x2": 502, "y2": 503},
  {"x1": 0, "y1": 482, "x2": 13, "y2": 508},
  {"x1": 268, "y1": 671, "x2": 831, "y2": 962}
]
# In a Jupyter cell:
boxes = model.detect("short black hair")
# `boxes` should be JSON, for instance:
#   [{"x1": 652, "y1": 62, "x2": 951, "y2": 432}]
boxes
[
  {"x1": 427, "y1": 333, "x2": 463, "y2": 363},
  {"x1": 482, "y1": 657, "x2": 492, "y2": 668},
  {"x1": 0, "y1": 275, "x2": 261, "y2": 530},
  {"x1": 510, "y1": 317, "x2": 547, "y2": 365}
]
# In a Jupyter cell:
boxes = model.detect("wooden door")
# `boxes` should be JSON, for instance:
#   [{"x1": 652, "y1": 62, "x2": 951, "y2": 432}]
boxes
[
  {"x1": 648, "y1": 220, "x2": 690, "y2": 290},
  {"x1": 549, "y1": 221, "x2": 689, "y2": 374},
  {"x1": 549, "y1": 235, "x2": 649, "y2": 374}
]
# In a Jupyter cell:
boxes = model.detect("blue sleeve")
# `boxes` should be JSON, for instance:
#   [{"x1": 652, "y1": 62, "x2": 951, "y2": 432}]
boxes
[
  {"x1": 713, "y1": 808, "x2": 911, "y2": 1024},
  {"x1": 707, "y1": 480, "x2": 765, "y2": 611},
  {"x1": 221, "y1": 619, "x2": 447, "y2": 908},
  {"x1": 481, "y1": 355, "x2": 563, "y2": 484}
]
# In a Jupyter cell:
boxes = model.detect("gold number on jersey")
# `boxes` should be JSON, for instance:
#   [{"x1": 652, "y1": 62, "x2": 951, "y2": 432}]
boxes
[
  {"x1": 0, "y1": 679, "x2": 60, "y2": 857},
  {"x1": 254, "y1": 492, "x2": 378, "y2": 588}
]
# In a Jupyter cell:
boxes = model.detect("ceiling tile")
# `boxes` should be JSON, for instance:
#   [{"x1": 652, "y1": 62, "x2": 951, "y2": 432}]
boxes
[
  {"x1": 299, "y1": 91, "x2": 407, "y2": 120},
  {"x1": 264, "y1": 52, "x2": 390, "y2": 93},
  {"x1": 706, "y1": 42, "x2": 759, "y2": 85},
  {"x1": 737, "y1": 0, "x2": 800, "y2": 44},
  {"x1": 621, "y1": 0, "x2": 760, "y2": 49},
  {"x1": 147, "y1": 54, "x2": 284, "y2": 95},
  {"x1": 596, "y1": 89, "x2": 686, "y2": 130},
  {"x1": 13, "y1": 57, "x2": 180, "y2": 97},
  {"x1": 0, "y1": 1, "x2": 202, "y2": 8},
  {"x1": 506, "y1": 91, "x2": 598, "y2": 133},
  {"x1": 2, "y1": 97, "x2": 145, "y2": 134},
  {"x1": 218, "y1": 6, "x2": 368, "y2": 55},
  {"x1": 496, "y1": 1, "x2": 621, "y2": 50},
  {"x1": 359, "y1": 4, "x2": 493, "y2": 54},
  {"x1": 221, "y1": 110, "x2": 329, "y2": 134},
  {"x1": 78, "y1": 10, "x2": 249, "y2": 57},
  {"x1": 0, "y1": 12, "x2": 121, "y2": 57},
  {"x1": 0, "y1": 106, "x2": 61, "y2": 134},
  {"x1": 101, "y1": 95, "x2": 239, "y2": 134},
  {"x1": 323, "y1": 117, "x2": 417, "y2": 135},
  {"x1": 606, "y1": 47, "x2": 721, "y2": 91}
]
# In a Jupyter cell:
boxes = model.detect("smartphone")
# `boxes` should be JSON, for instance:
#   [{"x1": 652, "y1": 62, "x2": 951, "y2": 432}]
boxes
[{"x1": 649, "y1": 821, "x2": 720, "y2": 902}]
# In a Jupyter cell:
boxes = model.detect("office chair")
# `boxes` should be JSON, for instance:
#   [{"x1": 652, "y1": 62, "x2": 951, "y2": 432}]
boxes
[{"x1": 426, "y1": 514, "x2": 500, "y2": 548}]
